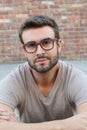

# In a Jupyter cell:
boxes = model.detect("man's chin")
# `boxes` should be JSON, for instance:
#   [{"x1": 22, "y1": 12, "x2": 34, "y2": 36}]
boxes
[
  {"x1": 33, "y1": 65, "x2": 55, "y2": 73},
  {"x1": 33, "y1": 67, "x2": 49, "y2": 73}
]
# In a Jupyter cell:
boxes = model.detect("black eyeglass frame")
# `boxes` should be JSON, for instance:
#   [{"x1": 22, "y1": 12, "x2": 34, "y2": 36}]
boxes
[{"x1": 23, "y1": 38, "x2": 58, "y2": 53}]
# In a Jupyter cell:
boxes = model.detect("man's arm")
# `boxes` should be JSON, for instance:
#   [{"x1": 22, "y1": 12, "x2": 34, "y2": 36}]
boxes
[
  {"x1": 0, "y1": 102, "x2": 87, "y2": 130},
  {"x1": 0, "y1": 103, "x2": 19, "y2": 122},
  {"x1": 77, "y1": 102, "x2": 87, "y2": 113},
  {"x1": 0, "y1": 113, "x2": 87, "y2": 130}
]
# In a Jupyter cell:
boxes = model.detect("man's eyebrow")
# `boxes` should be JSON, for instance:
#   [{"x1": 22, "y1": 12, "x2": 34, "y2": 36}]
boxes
[
  {"x1": 25, "y1": 37, "x2": 52, "y2": 44},
  {"x1": 40, "y1": 37, "x2": 53, "y2": 41},
  {"x1": 42, "y1": 37, "x2": 52, "y2": 40},
  {"x1": 25, "y1": 41, "x2": 36, "y2": 44}
]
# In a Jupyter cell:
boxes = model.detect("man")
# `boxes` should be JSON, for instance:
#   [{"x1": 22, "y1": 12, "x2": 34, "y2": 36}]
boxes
[{"x1": 0, "y1": 15, "x2": 87, "y2": 130}]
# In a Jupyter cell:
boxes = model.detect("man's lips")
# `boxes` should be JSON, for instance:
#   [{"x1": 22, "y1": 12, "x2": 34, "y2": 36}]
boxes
[{"x1": 35, "y1": 58, "x2": 48, "y2": 64}]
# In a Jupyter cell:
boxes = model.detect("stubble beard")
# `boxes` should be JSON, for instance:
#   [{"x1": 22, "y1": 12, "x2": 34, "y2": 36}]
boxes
[{"x1": 27, "y1": 52, "x2": 59, "y2": 73}]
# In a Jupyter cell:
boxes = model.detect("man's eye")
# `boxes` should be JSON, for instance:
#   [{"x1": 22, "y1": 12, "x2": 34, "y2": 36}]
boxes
[
  {"x1": 27, "y1": 42, "x2": 36, "y2": 47},
  {"x1": 43, "y1": 40, "x2": 51, "y2": 45}
]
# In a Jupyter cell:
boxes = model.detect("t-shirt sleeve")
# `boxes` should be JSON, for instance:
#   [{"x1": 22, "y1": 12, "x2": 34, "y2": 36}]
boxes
[
  {"x1": 68, "y1": 70, "x2": 87, "y2": 108},
  {"x1": 0, "y1": 69, "x2": 25, "y2": 110}
]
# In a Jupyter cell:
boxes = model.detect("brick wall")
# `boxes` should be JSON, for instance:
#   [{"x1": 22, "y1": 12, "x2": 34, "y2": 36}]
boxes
[{"x1": 0, "y1": 0, "x2": 87, "y2": 63}]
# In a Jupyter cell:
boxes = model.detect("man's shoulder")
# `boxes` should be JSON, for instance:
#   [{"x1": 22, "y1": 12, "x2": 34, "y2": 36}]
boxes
[
  {"x1": 11, "y1": 62, "x2": 29, "y2": 73},
  {"x1": 0, "y1": 62, "x2": 29, "y2": 84},
  {"x1": 58, "y1": 60, "x2": 87, "y2": 77}
]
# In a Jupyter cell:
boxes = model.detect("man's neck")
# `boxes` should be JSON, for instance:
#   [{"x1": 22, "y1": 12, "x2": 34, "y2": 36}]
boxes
[{"x1": 30, "y1": 65, "x2": 59, "y2": 96}]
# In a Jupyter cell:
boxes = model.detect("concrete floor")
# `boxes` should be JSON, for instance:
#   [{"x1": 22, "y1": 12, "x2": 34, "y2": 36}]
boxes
[{"x1": 0, "y1": 60, "x2": 87, "y2": 81}]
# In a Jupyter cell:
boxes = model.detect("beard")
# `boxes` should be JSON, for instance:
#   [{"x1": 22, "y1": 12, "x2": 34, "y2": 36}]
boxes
[{"x1": 27, "y1": 51, "x2": 59, "y2": 73}]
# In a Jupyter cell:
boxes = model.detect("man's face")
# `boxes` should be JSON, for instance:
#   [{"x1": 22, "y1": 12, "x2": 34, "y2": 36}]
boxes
[{"x1": 22, "y1": 26, "x2": 61, "y2": 73}]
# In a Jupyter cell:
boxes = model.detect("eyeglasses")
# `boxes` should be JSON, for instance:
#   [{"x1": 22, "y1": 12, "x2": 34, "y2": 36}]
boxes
[{"x1": 23, "y1": 38, "x2": 58, "y2": 53}]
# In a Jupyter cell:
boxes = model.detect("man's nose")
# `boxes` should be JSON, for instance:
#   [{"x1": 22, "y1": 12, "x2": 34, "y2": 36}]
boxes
[{"x1": 36, "y1": 45, "x2": 45, "y2": 55}]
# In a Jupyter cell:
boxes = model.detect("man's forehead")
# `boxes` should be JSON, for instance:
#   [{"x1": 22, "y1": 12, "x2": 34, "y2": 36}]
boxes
[
  {"x1": 23, "y1": 26, "x2": 54, "y2": 33},
  {"x1": 22, "y1": 26, "x2": 55, "y2": 42}
]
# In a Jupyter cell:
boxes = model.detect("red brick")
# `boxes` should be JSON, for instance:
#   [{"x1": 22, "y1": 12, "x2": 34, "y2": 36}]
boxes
[{"x1": 0, "y1": 0, "x2": 87, "y2": 63}]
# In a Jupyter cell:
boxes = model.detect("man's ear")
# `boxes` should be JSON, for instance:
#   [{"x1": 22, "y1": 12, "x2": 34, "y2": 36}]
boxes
[{"x1": 57, "y1": 39, "x2": 62, "y2": 52}]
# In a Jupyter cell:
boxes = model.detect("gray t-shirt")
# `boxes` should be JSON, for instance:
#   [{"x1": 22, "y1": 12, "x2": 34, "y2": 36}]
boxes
[{"x1": 0, "y1": 60, "x2": 87, "y2": 123}]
